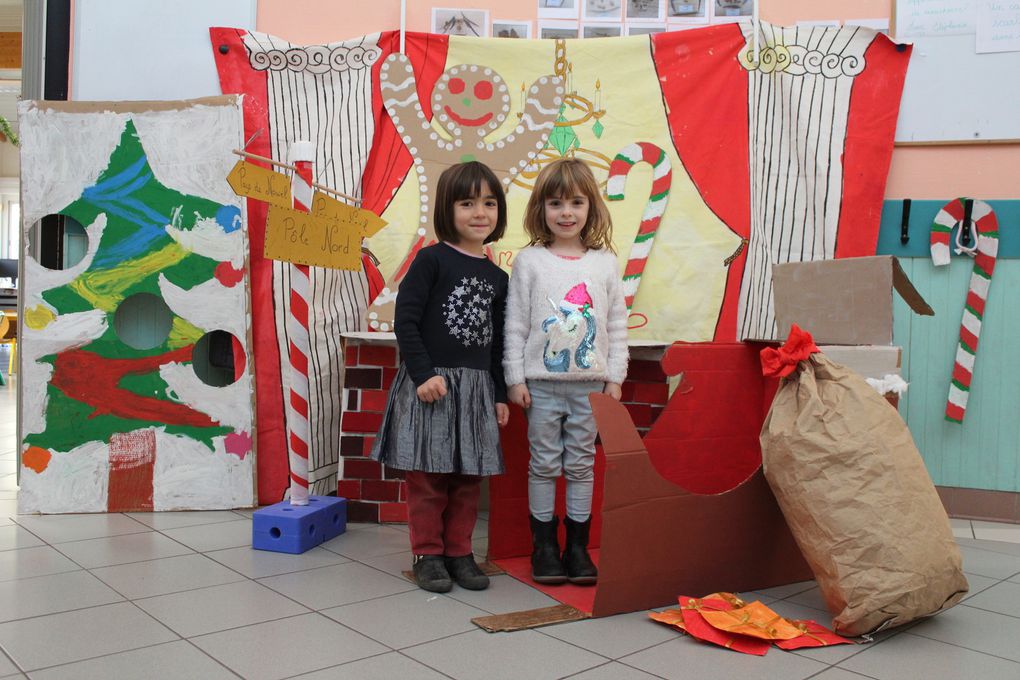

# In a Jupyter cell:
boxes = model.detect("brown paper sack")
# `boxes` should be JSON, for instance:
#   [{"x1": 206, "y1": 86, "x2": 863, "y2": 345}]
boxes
[{"x1": 760, "y1": 354, "x2": 968, "y2": 636}]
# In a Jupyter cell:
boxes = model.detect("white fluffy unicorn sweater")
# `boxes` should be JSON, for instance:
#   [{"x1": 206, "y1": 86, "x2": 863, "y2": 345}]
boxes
[{"x1": 503, "y1": 246, "x2": 629, "y2": 386}]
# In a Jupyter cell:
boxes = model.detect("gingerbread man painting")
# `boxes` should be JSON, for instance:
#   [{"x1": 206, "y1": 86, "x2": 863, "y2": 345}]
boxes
[{"x1": 367, "y1": 53, "x2": 564, "y2": 331}]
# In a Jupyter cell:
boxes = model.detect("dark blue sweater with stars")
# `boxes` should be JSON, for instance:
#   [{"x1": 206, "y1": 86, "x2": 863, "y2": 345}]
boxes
[{"x1": 393, "y1": 242, "x2": 509, "y2": 403}]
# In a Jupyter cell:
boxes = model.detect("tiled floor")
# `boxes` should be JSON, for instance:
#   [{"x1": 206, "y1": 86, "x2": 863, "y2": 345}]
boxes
[{"x1": 2, "y1": 377, "x2": 1020, "y2": 679}]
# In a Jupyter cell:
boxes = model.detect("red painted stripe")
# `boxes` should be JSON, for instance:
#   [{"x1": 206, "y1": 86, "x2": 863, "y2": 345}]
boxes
[
  {"x1": 945, "y1": 402, "x2": 965, "y2": 422},
  {"x1": 624, "y1": 258, "x2": 648, "y2": 277},
  {"x1": 975, "y1": 253, "x2": 997, "y2": 276},
  {"x1": 944, "y1": 199, "x2": 965, "y2": 222},
  {"x1": 641, "y1": 143, "x2": 659, "y2": 164},
  {"x1": 290, "y1": 433, "x2": 309, "y2": 458},
  {"x1": 931, "y1": 233, "x2": 950, "y2": 245},
  {"x1": 952, "y1": 363, "x2": 973, "y2": 386},
  {"x1": 965, "y1": 291, "x2": 986, "y2": 316},
  {"x1": 290, "y1": 293, "x2": 309, "y2": 327},
  {"x1": 650, "y1": 174, "x2": 671, "y2": 196},
  {"x1": 107, "y1": 430, "x2": 156, "y2": 512},
  {"x1": 624, "y1": 294, "x2": 635, "y2": 307},
  {"x1": 637, "y1": 218, "x2": 659, "y2": 234},
  {"x1": 290, "y1": 471, "x2": 309, "y2": 487},
  {"x1": 609, "y1": 158, "x2": 632, "y2": 174},
  {"x1": 289, "y1": 343, "x2": 308, "y2": 375},
  {"x1": 960, "y1": 326, "x2": 979, "y2": 352},
  {"x1": 290, "y1": 391, "x2": 309, "y2": 419}
]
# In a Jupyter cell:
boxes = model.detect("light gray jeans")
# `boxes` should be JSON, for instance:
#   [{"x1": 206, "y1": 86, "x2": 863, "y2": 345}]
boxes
[{"x1": 526, "y1": 379, "x2": 604, "y2": 522}]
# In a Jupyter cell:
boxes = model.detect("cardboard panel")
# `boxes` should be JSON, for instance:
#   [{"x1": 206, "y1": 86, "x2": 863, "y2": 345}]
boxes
[
  {"x1": 589, "y1": 393, "x2": 812, "y2": 617},
  {"x1": 819, "y1": 345, "x2": 902, "y2": 380},
  {"x1": 17, "y1": 98, "x2": 257, "y2": 513},
  {"x1": 773, "y1": 256, "x2": 932, "y2": 345},
  {"x1": 488, "y1": 342, "x2": 812, "y2": 620}
]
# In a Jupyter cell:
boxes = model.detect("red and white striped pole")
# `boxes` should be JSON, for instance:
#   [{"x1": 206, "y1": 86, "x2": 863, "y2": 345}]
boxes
[{"x1": 287, "y1": 141, "x2": 314, "y2": 505}]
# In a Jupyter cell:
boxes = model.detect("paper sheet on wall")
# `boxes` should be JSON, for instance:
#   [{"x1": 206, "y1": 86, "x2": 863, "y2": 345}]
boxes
[
  {"x1": 895, "y1": 0, "x2": 975, "y2": 39},
  {"x1": 977, "y1": 1, "x2": 1020, "y2": 54}
]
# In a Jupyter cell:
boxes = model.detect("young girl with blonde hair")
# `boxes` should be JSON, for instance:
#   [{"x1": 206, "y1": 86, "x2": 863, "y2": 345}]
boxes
[{"x1": 504, "y1": 158, "x2": 628, "y2": 584}]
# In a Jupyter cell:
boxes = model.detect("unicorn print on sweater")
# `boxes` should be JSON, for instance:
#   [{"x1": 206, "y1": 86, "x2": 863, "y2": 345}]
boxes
[{"x1": 542, "y1": 282, "x2": 600, "y2": 373}]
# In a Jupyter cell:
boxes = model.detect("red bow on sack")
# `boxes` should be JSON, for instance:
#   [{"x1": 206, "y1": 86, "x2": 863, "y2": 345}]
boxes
[{"x1": 760, "y1": 325, "x2": 820, "y2": 378}]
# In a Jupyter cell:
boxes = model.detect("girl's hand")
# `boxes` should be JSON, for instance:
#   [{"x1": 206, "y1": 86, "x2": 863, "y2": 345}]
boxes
[
  {"x1": 416, "y1": 375, "x2": 448, "y2": 403},
  {"x1": 495, "y1": 403, "x2": 510, "y2": 427},
  {"x1": 508, "y1": 383, "x2": 531, "y2": 409},
  {"x1": 604, "y1": 382, "x2": 623, "y2": 401}
]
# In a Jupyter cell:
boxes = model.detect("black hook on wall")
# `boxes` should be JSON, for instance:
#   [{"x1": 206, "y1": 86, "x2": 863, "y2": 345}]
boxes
[
  {"x1": 961, "y1": 198, "x2": 974, "y2": 247},
  {"x1": 900, "y1": 199, "x2": 912, "y2": 245}
]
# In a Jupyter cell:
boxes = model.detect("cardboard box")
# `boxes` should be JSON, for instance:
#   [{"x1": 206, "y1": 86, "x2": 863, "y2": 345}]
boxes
[
  {"x1": 772, "y1": 256, "x2": 933, "y2": 345},
  {"x1": 818, "y1": 345, "x2": 901, "y2": 381}
]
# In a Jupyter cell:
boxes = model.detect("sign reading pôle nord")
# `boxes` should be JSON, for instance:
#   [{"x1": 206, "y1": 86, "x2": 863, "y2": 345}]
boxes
[
  {"x1": 229, "y1": 160, "x2": 387, "y2": 270},
  {"x1": 264, "y1": 204, "x2": 362, "y2": 270}
]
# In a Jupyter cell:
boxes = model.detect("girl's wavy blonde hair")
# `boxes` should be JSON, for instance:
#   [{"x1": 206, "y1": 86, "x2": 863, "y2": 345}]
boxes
[{"x1": 522, "y1": 158, "x2": 615, "y2": 252}]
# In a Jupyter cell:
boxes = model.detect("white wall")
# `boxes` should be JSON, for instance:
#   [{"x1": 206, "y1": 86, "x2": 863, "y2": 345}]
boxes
[{"x1": 72, "y1": 0, "x2": 257, "y2": 100}]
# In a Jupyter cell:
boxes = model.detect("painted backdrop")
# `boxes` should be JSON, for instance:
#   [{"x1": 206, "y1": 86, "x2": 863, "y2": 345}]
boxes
[
  {"x1": 18, "y1": 98, "x2": 256, "y2": 513},
  {"x1": 212, "y1": 24, "x2": 909, "y2": 502}
]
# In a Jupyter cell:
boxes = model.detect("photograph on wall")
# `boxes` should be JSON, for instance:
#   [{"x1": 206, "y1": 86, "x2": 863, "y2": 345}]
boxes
[
  {"x1": 627, "y1": 0, "x2": 665, "y2": 21},
  {"x1": 432, "y1": 8, "x2": 490, "y2": 36},
  {"x1": 537, "y1": 0, "x2": 580, "y2": 20},
  {"x1": 493, "y1": 20, "x2": 533, "y2": 38},
  {"x1": 583, "y1": 0, "x2": 623, "y2": 22},
  {"x1": 713, "y1": 0, "x2": 753, "y2": 22},
  {"x1": 667, "y1": 0, "x2": 709, "y2": 22},
  {"x1": 539, "y1": 21, "x2": 581, "y2": 38},
  {"x1": 584, "y1": 24, "x2": 623, "y2": 37},
  {"x1": 626, "y1": 23, "x2": 666, "y2": 34},
  {"x1": 845, "y1": 18, "x2": 890, "y2": 35}
]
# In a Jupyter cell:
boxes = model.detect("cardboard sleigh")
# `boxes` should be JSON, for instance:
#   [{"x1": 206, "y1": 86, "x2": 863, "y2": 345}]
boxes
[{"x1": 478, "y1": 342, "x2": 814, "y2": 631}]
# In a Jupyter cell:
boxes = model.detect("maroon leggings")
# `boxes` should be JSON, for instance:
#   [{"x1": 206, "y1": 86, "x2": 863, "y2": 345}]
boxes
[{"x1": 405, "y1": 471, "x2": 482, "y2": 557}]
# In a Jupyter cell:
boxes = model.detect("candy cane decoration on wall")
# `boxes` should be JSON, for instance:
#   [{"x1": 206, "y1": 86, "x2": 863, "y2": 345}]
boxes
[
  {"x1": 931, "y1": 198, "x2": 1000, "y2": 424},
  {"x1": 607, "y1": 142, "x2": 672, "y2": 325},
  {"x1": 287, "y1": 141, "x2": 314, "y2": 505}
]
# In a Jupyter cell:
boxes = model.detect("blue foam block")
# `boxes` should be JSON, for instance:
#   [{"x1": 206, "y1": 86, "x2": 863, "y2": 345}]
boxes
[
  {"x1": 252, "y1": 500, "x2": 325, "y2": 554},
  {"x1": 307, "y1": 496, "x2": 347, "y2": 541}
]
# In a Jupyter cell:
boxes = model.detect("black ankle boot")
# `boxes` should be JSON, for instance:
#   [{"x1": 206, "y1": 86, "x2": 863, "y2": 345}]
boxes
[
  {"x1": 530, "y1": 515, "x2": 567, "y2": 584},
  {"x1": 412, "y1": 555, "x2": 453, "y2": 593},
  {"x1": 444, "y1": 555, "x2": 490, "y2": 590},
  {"x1": 562, "y1": 516, "x2": 597, "y2": 585}
]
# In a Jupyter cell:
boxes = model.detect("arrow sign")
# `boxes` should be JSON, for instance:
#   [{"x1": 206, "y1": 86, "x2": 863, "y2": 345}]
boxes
[{"x1": 226, "y1": 161, "x2": 292, "y2": 208}]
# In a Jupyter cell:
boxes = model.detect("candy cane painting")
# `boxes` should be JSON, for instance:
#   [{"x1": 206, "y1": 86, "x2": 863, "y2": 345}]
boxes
[
  {"x1": 930, "y1": 198, "x2": 1000, "y2": 424},
  {"x1": 607, "y1": 142, "x2": 672, "y2": 327}
]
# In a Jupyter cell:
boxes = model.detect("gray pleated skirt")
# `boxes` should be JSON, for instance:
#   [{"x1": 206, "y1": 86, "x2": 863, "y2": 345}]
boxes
[{"x1": 369, "y1": 365, "x2": 505, "y2": 476}]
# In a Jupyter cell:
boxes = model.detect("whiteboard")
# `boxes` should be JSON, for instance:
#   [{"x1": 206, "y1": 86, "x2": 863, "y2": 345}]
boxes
[
  {"x1": 895, "y1": 1, "x2": 1020, "y2": 143},
  {"x1": 72, "y1": 0, "x2": 256, "y2": 101}
]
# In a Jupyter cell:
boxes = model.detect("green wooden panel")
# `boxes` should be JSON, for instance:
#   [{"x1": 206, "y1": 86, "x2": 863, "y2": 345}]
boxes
[{"x1": 895, "y1": 257, "x2": 1020, "y2": 492}]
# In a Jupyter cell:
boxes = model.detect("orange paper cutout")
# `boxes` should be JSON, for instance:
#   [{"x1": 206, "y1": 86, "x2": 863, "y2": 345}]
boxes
[
  {"x1": 700, "y1": 600, "x2": 802, "y2": 641},
  {"x1": 776, "y1": 619, "x2": 855, "y2": 650},
  {"x1": 678, "y1": 596, "x2": 772, "y2": 655},
  {"x1": 648, "y1": 609, "x2": 686, "y2": 631}
]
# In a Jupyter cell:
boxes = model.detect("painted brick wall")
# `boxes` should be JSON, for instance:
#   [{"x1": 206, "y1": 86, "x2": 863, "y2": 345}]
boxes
[
  {"x1": 338, "y1": 337, "x2": 669, "y2": 522},
  {"x1": 339, "y1": 338, "x2": 407, "y2": 523}
]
